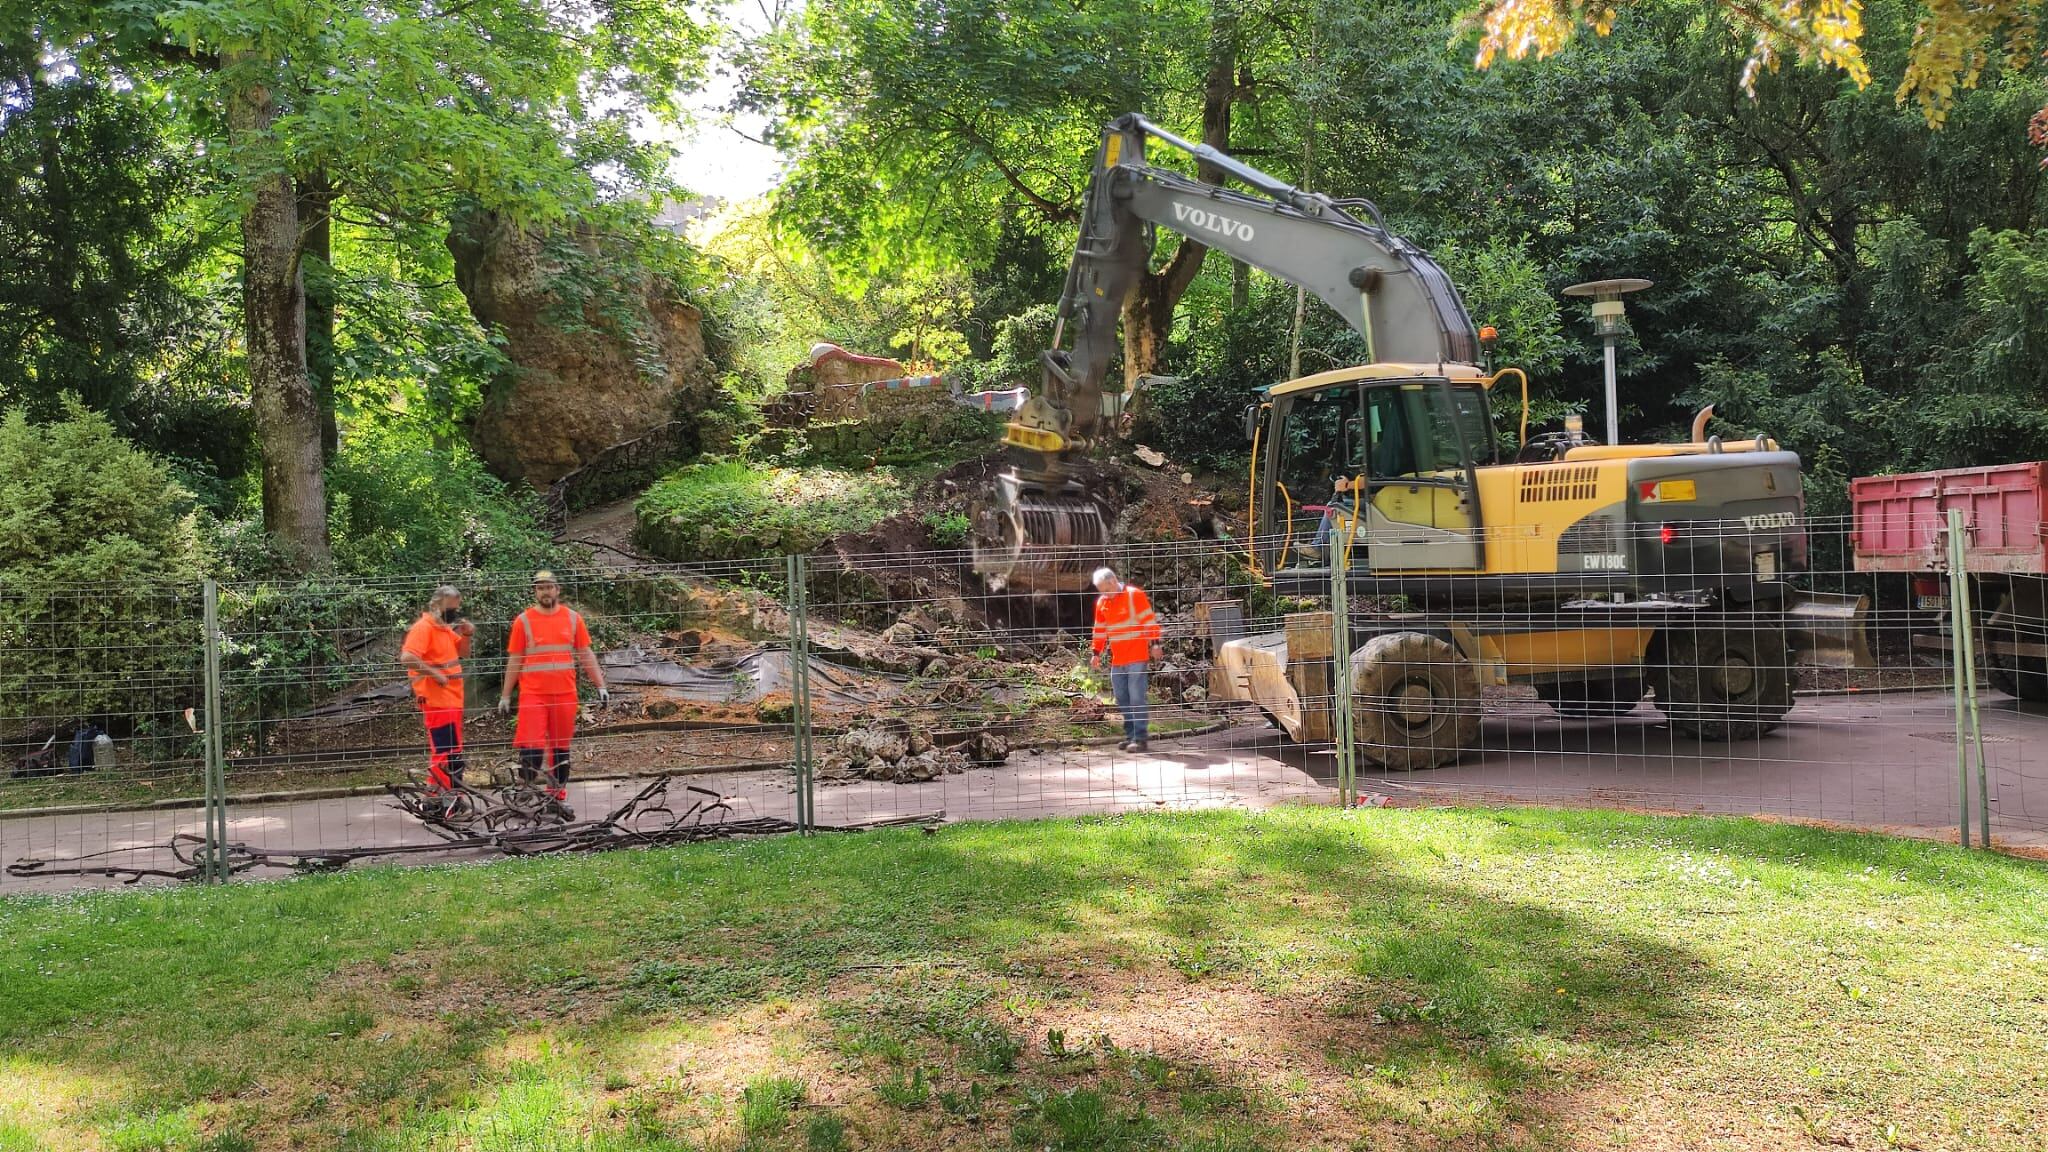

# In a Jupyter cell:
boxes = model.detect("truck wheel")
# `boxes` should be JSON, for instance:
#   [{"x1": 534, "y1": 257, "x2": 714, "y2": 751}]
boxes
[
  {"x1": 1986, "y1": 658, "x2": 2021, "y2": 699},
  {"x1": 1536, "y1": 677, "x2": 1647, "y2": 719},
  {"x1": 1988, "y1": 653, "x2": 2048, "y2": 702},
  {"x1": 1986, "y1": 595, "x2": 2048, "y2": 702},
  {"x1": 1350, "y1": 632, "x2": 1480, "y2": 771},
  {"x1": 1650, "y1": 621, "x2": 1792, "y2": 741}
]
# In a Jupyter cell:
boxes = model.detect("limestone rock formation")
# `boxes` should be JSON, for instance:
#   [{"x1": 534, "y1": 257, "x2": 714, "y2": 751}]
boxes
[{"x1": 449, "y1": 210, "x2": 717, "y2": 488}]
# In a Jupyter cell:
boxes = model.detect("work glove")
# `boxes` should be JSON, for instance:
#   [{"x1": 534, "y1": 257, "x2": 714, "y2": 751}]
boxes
[
  {"x1": 496, "y1": 697, "x2": 511, "y2": 716},
  {"x1": 598, "y1": 687, "x2": 612, "y2": 706}
]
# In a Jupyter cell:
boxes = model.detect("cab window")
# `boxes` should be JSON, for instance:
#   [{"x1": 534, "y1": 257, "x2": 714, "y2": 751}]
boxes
[{"x1": 1275, "y1": 387, "x2": 1364, "y2": 504}]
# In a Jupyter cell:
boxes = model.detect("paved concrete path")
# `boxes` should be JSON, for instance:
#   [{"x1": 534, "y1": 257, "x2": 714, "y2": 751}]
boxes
[{"x1": 7, "y1": 690, "x2": 2044, "y2": 895}]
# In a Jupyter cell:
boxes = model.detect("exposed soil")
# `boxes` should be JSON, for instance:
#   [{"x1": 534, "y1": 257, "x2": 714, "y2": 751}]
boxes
[{"x1": 811, "y1": 449, "x2": 1236, "y2": 631}]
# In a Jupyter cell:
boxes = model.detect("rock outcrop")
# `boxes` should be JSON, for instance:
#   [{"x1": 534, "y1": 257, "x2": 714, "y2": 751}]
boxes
[{"x1": 449, "y1": 210, "x2": 717, "y2": 488}]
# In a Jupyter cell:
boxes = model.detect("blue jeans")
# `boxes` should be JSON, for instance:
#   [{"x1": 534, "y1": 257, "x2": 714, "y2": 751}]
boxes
[{"x1": 1110, "y1": 662, "x2": 1150, "y2": 745}]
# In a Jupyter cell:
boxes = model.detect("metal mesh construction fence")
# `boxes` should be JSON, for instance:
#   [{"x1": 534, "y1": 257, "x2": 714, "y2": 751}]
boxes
[{"x1": 4, "y1": 511, "x2": 2042, "y2": 891}]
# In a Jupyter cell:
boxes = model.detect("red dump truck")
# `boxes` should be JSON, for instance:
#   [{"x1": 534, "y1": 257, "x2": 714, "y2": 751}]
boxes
[{"x1": 1852, "y1": 462, "x2": 2048, "y2": 700}]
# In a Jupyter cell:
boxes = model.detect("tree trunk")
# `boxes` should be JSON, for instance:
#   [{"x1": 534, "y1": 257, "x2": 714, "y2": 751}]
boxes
[
  {"x1": 1231, "y1": 260, "x2": 1250, "y2": 313},
  {"x1": 1118, "y1": 2, "x2": 1238, "y2": 387},
  {"x1": 231, "y1": 64, "x2": 329, "y2": 569},
  {"x1": 298, "y1": 171, "x2": 339, "y2": 462}
]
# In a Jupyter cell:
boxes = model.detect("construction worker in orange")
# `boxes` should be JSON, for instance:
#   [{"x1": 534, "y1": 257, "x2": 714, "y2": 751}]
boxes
[
  {"x1": 400, "y1": 585, "x2": 475, "y2": 807},
  {"x1": 1087, "y1": 566, "x2": 1163, "y2": 753},
  {"x1": 498, "y1": 571, "x2": 609, "y2": 818}
]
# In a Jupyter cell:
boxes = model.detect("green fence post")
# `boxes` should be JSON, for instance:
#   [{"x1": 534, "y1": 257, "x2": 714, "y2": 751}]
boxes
[
  {"x1": 1946, "y1": 509, "x2": 1992, "y2": 849},
  {"x1": 786, "y1": 554, "x2": 814, "y2": 833},
  {"x1": 1329, "y1": 545, "x2": 1355, "y2": 811},
  {"x1": 1946, "y1": 510, "x2": 1975, "y2": 849},
  {"x1": 201, "y1": 578, "x2": 228, "y2": 882}
]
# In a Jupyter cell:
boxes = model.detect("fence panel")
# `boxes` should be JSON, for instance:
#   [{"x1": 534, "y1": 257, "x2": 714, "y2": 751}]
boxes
[
  {"x1": 0, "y1": 582, "x2": 210, "y2": 891},
  {"x1": 797, "y1": 536, "x2": 1328, "y2": 827},
  {"x1": 207, "y1": 561, "x2": 807, "y2": 878},
  {"x1": 795, "y1": 515, "x2": 1996, "y2": 843},
  {"x1": 1316, "y1": 514, "x2": 1966, "y2": 835}
]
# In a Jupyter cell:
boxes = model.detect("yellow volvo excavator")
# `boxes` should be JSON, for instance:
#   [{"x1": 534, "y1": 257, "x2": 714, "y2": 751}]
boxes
[{"x1": 971, "y1": 114, "x2": 1868, "y2": 768}]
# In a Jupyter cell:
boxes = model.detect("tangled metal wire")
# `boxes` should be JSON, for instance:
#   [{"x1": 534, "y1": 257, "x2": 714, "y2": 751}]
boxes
[{"x1": 6, "y1": 776, "x2": 931, "y2": 885}]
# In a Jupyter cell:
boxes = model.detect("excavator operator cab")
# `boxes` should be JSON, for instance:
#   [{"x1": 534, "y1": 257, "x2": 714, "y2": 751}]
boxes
[{"x1": 1252, "y1": 364, "x2": 1498, "y2": 577}]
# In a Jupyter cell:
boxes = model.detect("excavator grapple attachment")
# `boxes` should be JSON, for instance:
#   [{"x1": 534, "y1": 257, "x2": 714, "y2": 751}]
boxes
[{"x1": 970, "y1": 470, "x2": 1110, "y2": 593}]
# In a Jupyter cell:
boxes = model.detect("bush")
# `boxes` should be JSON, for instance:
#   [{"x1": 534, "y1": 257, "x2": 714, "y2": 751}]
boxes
[
  {"x1": 923, "y1": 510, "x2": 970, "y2": 548},
  {"x1": 326, "y1": 422, "x2": 560, "y2": 578},
  {"x1": 0, "y1": 403, "x2": 209, "y2": 745},
  {"x1": 635, "y1": 460, "x2": 911, "y2": 561}
]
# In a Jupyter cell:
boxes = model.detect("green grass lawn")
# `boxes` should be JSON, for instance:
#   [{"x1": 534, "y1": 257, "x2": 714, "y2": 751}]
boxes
[{"x1": 2, "y1": 807, "x2": 2044, "y2": 1151}]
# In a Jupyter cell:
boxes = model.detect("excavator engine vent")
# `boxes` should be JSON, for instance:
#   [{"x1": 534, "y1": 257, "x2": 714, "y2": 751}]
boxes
[
  {"x1": 1557, "y1": 515, "x2": 1622, "y2": 556},
  {"x1": 1519, "y1": 466, "x2": 1601, "y2": 503}
]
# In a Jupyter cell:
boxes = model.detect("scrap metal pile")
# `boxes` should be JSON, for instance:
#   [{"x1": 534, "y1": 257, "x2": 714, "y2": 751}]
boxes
[{"x1": 6, "y1": 775, "x2": 919, "y2": 885}]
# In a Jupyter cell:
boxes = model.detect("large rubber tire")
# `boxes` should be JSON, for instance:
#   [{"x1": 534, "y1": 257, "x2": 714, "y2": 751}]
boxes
[
  {"x1": 1985, "y1": 594, "x2": 2048, "y2": 702},
  {"x1": 1986, "y1": 658, "x2": 2022, "y2": 700},
  {"x1": 1351, "y1": 632, "x2": 1481, "y2": 771},
  {"x1": 1649, "y1": 620, "x2": 1793, "y2": 741},
  {"x1": 1536, "y1": 677, "x2": 1647, "y2": 719}
]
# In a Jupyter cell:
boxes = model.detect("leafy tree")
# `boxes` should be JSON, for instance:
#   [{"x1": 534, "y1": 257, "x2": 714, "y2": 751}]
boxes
[
  {"x1": 698, "y1": 200, "x2": 983, "y2": 384},
  {"x1": 14, "y1": 0, "x2": 717, "y2": 570},
  {"x1": 0, "y1": 70, "x2": 207, "y2": 425},
  {"x1": 740, "y1": 0, "x2": 1300, "y2": 384},
  {"x1": 1472, "y1": 0, "x2": 2045, "y2": 127}
]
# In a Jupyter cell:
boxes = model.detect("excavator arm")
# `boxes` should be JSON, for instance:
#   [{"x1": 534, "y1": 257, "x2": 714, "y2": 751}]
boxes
[
  {"x1": 1022, "y1": 115, "x2": 1479, "y2": 452},
  {"x1": 973, "y1": 113, "x2": 1482, "y2": 592}
]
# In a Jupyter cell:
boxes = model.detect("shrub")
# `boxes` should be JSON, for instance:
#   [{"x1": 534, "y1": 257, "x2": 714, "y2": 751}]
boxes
[
  {"x1": 923, "y1": 510, "x2": 970, "y2": 549},
  {"x1": 0, "y1": 403, "x2": 209, "y2": 746},
  {"x1": 634, "y1": 460, "x2": 911, "y2": 561},
  {"x1": 326, "y1": 422, "x2": 559, "y2": 578}
]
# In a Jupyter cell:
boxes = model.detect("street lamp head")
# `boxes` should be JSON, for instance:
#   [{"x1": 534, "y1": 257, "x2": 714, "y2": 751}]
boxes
[
  {"x1": 1561, "y1": 278, "x2": 1654, "y2": 301},
  {"x1": 1563, "y1": 278, "x2": 1652, "y2": 339},
  {"x1": 1562, "y1": 279, "x2": 1651, "y2": 447}
]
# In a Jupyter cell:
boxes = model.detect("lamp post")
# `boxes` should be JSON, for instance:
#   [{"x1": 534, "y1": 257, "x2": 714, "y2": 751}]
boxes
[{"x1": 1562, "y1": 278, "x2": 1652, "y2": 446}]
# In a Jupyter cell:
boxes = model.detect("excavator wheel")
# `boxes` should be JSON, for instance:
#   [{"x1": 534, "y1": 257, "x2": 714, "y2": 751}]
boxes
[
  {"x1": 1350, "y1": 632, "x2": 1481, "y2": 772},
  {"x1": 1649, "y1": 619, "x2": 1792, "y2": 741},
  {"x1": 1535, "y1": 676, "x2": 1647, "y2": 719}
]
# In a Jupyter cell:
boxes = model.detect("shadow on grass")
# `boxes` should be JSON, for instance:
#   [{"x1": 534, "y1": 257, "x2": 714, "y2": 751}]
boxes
[{"x1": 0, "y1": 809, "x2": 1719, "y2": 1150}]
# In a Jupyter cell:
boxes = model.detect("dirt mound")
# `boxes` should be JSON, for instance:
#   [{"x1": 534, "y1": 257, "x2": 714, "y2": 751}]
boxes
[{"x1": 809, "y1": 449, "x2": 1236, "y2": 633}]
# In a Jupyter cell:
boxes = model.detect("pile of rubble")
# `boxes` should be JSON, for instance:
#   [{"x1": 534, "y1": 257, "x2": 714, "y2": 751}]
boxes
[{"x1": 817, "y1": 718, "x2": 1009, "y2": 784}]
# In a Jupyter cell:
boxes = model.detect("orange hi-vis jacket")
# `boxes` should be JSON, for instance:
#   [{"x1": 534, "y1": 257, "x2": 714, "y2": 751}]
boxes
[
  {"x1": 509, "y1": 604, "x2": 592, "y2": 696},
  {"x1": 402, "y1": 614, "x2": 469, "y2": 710},
  {"x1": 1091, "y1": 585, "x2": 1162, "y2": 667}
]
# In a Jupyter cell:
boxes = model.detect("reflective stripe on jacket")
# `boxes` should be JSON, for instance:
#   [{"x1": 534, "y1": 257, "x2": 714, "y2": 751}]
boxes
[
  {"x1": 402, "y1": 614, "x2": 468, "y2": 710},
  {"x1": 510, "y1": 605, "x2": 591, "y2": 696},
  {"x1": 1091, "y1": 585, "x2": 1162, "y2": 667}
]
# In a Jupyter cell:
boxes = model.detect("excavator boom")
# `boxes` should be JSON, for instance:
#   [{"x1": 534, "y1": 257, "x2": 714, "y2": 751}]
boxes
[{"x1": 973, "y1": 114, "x2": 1481, "y2": 590}]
